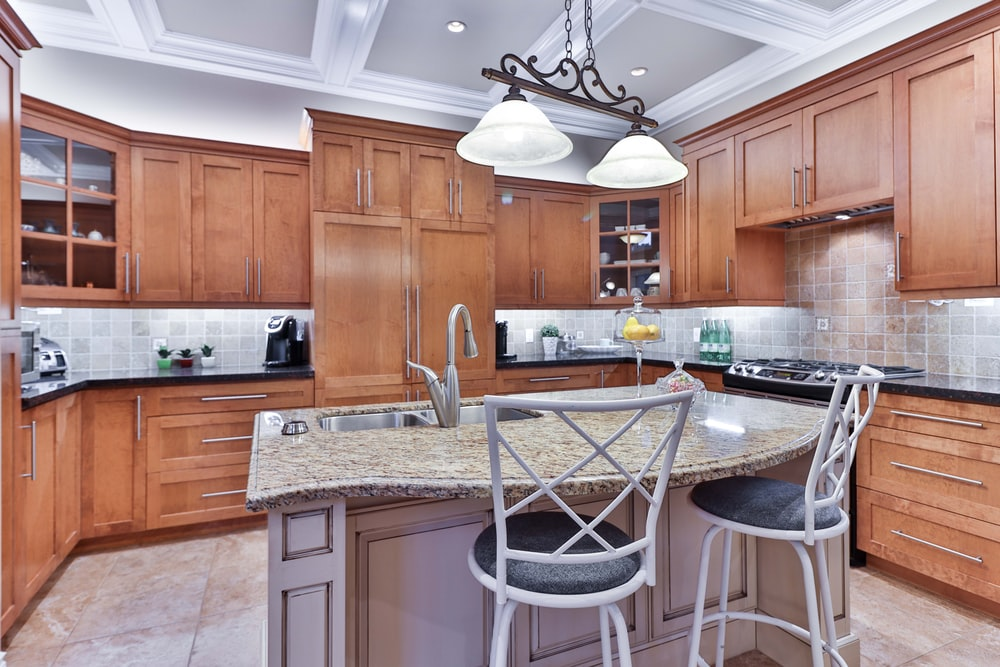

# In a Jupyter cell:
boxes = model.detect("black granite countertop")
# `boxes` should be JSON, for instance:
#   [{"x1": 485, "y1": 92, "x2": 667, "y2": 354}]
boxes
[
  {"x1": 497, "y1": 349, "x2": 729, "y2": 374},
  {"x1": 20, "y1": 364, "x2": 314, "y2": 409}
]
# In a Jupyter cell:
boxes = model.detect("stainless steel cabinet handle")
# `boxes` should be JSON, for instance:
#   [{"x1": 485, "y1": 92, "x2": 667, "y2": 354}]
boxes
[
  {"x1": 890, "y1": 529, "x2": 983, "y2": 564},
  {"x1": 889, "y1": 461, "x2": 983, "y2": 486},
  {"x1": 895, "y1": 232, "x2": 903, "y2": 281},
  {"x1": 448, "y1": 178, "x2": 454, "y2": 216},
  {"x1": 405, "y1": 284, "x2": 412, "y2": 378},
  {"x1": 667, "y1": 268, "x2": 673, "y2": 298},
  {"x1": 245, "y1": 257, "x2": 251, "y2": 296},
  {"x1": 20, "y1": 421, "x2": 36, "y2": 480},
  {"x1": 600, "y1": 369, "x2": 606, "y2": 388},
  {"x1": 528, "y1": 376, "x2": 571, "y2": 382},
  {"x1": 725, "y1": 256, "x2": 732, "y2": 294},
  {"x1": 802, "y1": 164, "x2": 810, "y2": 206},
  {"x1": 458, "y1": 180, "x2": 463, "y2": 216},
  {"x1": 201, "y1": 489, "x2": 247, "y2": 498},
  {"x1": 532, "y1": 269, "x2": 538, "y2": 301},
  {"x1": 367, "y1": 169, "x2": 373, "y2": 209},
  {"x1": 355, "y1": 168, "x2": 361, "y2": 207},
  {"x1": 888, "y1": 409, "x2": 983, "y2": 428},
  {"x1": 415, "y1": 285, "x2": 422, "y2": 365},
  {"x1": 135, "y1": 253, "x2": 141, "y2": 295},
  {"x1": 124, "y1": 252, "x2": 130, "y2": 295},
  {"x1": 791, "y1": 167, "x2": 798, "y2": 208},
  {"x1": 136, "y1": 395, "x2": 142, "y2": 441},
  {"x1": 202, "y1": 435, "x2": 254, "y2": 444},
  {"x1": 540, "y1": 269, "x2": 546, "y2": 300},
  {"x1": 593, "y1": 272, "x2": 598, "y2": 300},
  {"x1": 200, "y1": 394, "x2": 269, "y2": 402},
  {"x1": 257, "y1": 258, "x2": 262, "y2": 297}
]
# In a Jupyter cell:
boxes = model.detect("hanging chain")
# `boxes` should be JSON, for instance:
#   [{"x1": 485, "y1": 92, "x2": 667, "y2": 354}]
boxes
[
  {"x1": 584, "y1": 0, "x2": 595, "y2": 67},
  {"x1": 564, "y1": 0, "x2": 573, "y2": 62}
]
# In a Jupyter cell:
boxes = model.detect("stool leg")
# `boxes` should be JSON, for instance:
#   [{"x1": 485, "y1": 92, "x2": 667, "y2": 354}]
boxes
[
  {"x1": 490, "y1": 600, "x2": 518, "y2": 667},
  {"x1": 599, "y1": 605, "x2": 612, "y2": 667},
  {"x1": 814, "y1": 539, "x2": 845, "y2": 666},
  {"x1": 686, "y1": 524, "x2": 723, "y2": 667},
  {"x1": 606, "y1": 603, "x2": 633, "y2": 667},
  {"x1": 713, "y1": 529, "x2": 733, "y2": 667},
  {"x1": 791, "y1": 541, "x2": 825, "y2": 667}
]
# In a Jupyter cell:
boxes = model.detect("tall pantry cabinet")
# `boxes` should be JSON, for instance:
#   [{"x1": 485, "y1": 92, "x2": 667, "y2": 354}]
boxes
[
  {"x1": 0, "y1": 2, "x2": 39, "y2": 636},
  {"x1": 308, "y1": 111, "x2": 496, "y2": 407}
]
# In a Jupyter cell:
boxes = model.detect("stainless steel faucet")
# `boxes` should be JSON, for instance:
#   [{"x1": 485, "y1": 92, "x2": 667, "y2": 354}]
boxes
[{"x1": 406, "y1": 304, "x2": 479, "y2": 427}]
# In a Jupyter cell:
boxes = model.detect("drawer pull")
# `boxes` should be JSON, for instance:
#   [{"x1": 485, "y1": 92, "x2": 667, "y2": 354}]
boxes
[
  {"x1": 202, "y1": 435, "x2": 254, "y2": 444},
  {"x1": 889, "y1": 409, "x2": 984, "y2": 429},
  {"x1": 528, "y1": 376, "x2": 571, "y2": 382},
  {"x1": 200, "y1": 394, "x2": 269, "y2": 402},
  {"x1": 889, "y1": 461, "x2": 984, "y2": 486},
  {"x1": 890, "y1": 529, "x2": 983, "y2": 564},
  {"x1": 201, "y1": 489, "x2": 247, "y2": 498}
]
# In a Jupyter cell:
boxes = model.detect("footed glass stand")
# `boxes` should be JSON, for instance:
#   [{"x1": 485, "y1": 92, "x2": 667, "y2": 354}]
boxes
[{"x1": 613, "y1": 295, "x2": 663, "y2": 397}]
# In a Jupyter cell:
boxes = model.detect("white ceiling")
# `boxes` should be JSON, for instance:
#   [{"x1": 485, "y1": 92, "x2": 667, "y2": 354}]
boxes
[{"x1": 9, "y1": 0, "x2": 992, "y2": 182}]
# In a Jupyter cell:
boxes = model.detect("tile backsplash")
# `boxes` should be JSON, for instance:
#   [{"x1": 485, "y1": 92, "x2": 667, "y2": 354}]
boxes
[
  {"x1": 21, "y1": 307, "x2": 312, "y2": 372},
  {"x1": 24, "y1": 219, "x2": 1000, "y2": 379}
]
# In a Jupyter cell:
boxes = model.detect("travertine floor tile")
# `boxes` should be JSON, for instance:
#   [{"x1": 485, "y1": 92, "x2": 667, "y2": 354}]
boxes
[
  {"x1": 51, "y1": 621, "x2": 196, "y2": 667},
  {"x1": 189, "y1": 605, "x2": 267, "y2": 667}
]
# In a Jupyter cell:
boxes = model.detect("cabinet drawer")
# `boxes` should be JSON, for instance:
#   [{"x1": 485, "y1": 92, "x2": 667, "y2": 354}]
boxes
[
  {"x1": 858, "y1": 425, "x2": 1000, "y2": 525},
  {"x1": 148, "y1": 379, "x2": 313, "y2": 415},
  {"x1": 857, "y1": 489, "x2": 1000, "y2": 604},
  {"x1": 871, "y1": 393, "x2": 1000, "y2": 447},
  {"x1": 498, "y1": 366, "x2": 607, "y2": 394},
  {"x1": 146, "y1": 464, "x2": 254, "y2": 529},
  {"x1": 147, "y1": 410, "x2": 256, "y2": 473}
]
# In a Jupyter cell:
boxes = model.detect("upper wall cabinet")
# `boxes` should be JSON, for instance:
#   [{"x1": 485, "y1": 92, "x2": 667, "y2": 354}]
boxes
[
  {"x1": 20, "y1": 106, "x2": 131, "y2": 303},
  {"x1": 410, "y1": 146, "x2": 492, "y2": 224},
  {"x1": 593, "y1": 192, "x2": 665, "y2": 304},
  {"x1": 735, "y1": 76, "x2": 893, "y2": 228},
  {"x1": 892, "y1": 35, "x2": 997, "y2": 295},
  {"x1": 312, "y1": 133, "x2": 410, "y2": 217}
]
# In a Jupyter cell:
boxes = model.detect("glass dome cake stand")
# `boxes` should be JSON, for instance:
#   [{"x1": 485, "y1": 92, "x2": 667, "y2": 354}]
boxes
[{"x1": 613, "y1": 294, "x2": 663, "y2": 397}]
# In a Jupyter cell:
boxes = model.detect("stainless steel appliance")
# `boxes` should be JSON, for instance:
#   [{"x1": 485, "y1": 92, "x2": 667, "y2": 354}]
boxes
[
  {"x1": 39, "y1": 337, "x2": 69, "y2": 376},
  {"x1": 264, "y1": 315, "x2": 308, "y2": 367},
  {"x1": 20, "y1": 321, "x2": 41, "y2": 384},
  {"x1": 722, "y1": 357, "x2": 925, "y2": 566}
]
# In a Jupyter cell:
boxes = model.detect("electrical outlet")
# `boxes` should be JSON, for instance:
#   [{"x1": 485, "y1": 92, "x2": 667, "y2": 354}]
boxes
[
  {"x1": 815, "y1": 317, "x2": 830, "y2": 331},
  {"x1": 576, "y1": 330, "x2": 584, "y2": 339},
  {"x1": 525, "y1": 329, "x2": 534, "y2": 343},
  {"x1": 692, "y1": 327, "x2": 700, "y2": 342},
  {"x1": 886, "y1": 263, "x2": 895, "y2": 279},
  {"x1": 153, "y1": 338, "x2": 167, "y2": 350}
]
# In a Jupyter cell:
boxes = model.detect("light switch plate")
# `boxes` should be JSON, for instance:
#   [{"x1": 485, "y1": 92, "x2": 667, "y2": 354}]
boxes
[
  {"x1": 576, "y1": 330, "x2": 584, "y2": 339},
  {"x1": 692, "y1": 327, "x2": 700, "y2": 342},
  {"x1": 525, "y1": 329, "x2": 534, "y2": 343},
  {"x1": 153, "y1": 338, "x2": 167, "y2": 350}
]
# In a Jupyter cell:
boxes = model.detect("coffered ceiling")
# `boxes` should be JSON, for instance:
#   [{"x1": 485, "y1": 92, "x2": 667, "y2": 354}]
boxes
[{"x1": 8, "y1": 0, "x2": 991, "y2": 173}]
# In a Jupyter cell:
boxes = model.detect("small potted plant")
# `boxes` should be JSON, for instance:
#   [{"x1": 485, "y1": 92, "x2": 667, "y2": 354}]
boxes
[
  {"x1": 155, "y1": 345, "x2": 173, "y2": 370},
  {"x1": 540, "y1": 324, "x2": 560, "y2": 358},
  {"x1": 200, "y1": 344, "x2": 216, "y2": 368},
  {"x1": 177, "y1": 348, "x2": 195, "y2": 368}
]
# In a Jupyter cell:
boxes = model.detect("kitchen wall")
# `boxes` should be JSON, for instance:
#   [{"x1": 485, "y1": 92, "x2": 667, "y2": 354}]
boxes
[
  {"x1": 21, "y1": 307, "x2": 311, "y2": 372},
  {"x1": 500, "y1": 219, "x2": 1000, "y2": 378}
]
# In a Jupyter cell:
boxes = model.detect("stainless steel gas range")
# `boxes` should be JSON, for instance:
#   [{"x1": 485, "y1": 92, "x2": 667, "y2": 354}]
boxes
[{"x1": 722, "y1": 358, "x2": 925, "y2": 405}]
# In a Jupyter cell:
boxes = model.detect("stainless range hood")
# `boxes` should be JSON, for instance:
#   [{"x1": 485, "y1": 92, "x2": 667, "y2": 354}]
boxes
[{"x1": 767, "y1": 202, "x2": 894, "y2": 230}]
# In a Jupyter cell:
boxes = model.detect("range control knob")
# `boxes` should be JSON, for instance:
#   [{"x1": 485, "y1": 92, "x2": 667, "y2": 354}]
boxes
[{"x1": 813, "y1": 370, "x2": 826, "y2": 381}]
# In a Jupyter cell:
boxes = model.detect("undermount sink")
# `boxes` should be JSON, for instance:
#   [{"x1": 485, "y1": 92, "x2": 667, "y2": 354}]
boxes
[{"x1": 317, "y1": 404, "x2": 538, "y2": 432}]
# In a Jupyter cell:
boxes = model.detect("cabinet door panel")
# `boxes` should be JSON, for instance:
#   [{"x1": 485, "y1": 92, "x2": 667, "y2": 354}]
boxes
[
  {"x1": 456, "y1": 158, "x2": 492, "y2": 223},
  {"x1": 131, "y1": 147, "x2": 192, "y2": 301},
  {"x1": 313, "y1": 133, "x2": 363, "y2": 214},
  {"x1": 532, "y1": 192, "x2": 590, "y2": 305},
  {"x1": 254, "y1": 161, "x2": 310, "y2": 303},
  {"x1": 687, "y1": 138, "x2": 736, "y2": 301},
  {"x1": 665, "y1": 183, "x2": 689, "y2": 302},
  {"x1": 736, "y1": 112, "x2": 801, "y2": 227},
  {"x1": 191, "y1": 154, "x2": 254, "y2": 302},
  {"x1": 365, "y1": 139, "x2": 410, "y2": 217},
  {"x1": 493, "y1": 189, "x2": 533, "y2": 305},
  {"x1": 411, "y1": 146, "x2": 454, "y2": 221},
  {"x1": 894, "y1": 36, "x2": 996, "y2": 291},
  {"x1": 18, "y1": 404, "x2": 57, "y2": 603}
]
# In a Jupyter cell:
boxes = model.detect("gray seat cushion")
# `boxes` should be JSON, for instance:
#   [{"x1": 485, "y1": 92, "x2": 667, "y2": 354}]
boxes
[
  {"x1": 473, "y1": 512, "x2": 641, "y2": 595},
  {"x1": 690, "y1": 476, "x2": 841, "y2": 532}
]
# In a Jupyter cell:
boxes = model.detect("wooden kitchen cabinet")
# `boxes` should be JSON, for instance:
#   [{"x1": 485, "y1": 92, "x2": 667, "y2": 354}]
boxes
[
  {"x1": 130, "y1": 146, "x2": 193, "y2": 302},
  {"x1": 735, "y1": 76, "x2": 893, "y2": 228},
  {"x1": 494, "y1": 182, "x2": 591, "y2": 306},
  {"x1": 664, "y1": 183, "x2": 689, "y2": 303},
  {"x1": 683, "y1": 137, "x2": 785, "y2": 305},
  {"x1": 857, "y1": 392, "x2": 1000, "y2": 612},
  {"x1": 313, "y1": 212, "x2": 494, "y2": 407},
  {"x1": 410, "y1": 145, "x2": 492, "y2": 223},
  {"x1": 593, "y1": 191, "x2": 665, "y2": 304},
  {"x1": 497, "y1": 364, "x2": 620, "y2": 394},
  {"x1": 892, "y1": 35, "x2": 998, "y2": 295},
  {"x1": 312, "y1": 132, "x2": 410, "y2": 217},
  {"x1": 191, "y1": 155, "x2": 310, "y2": 304},
  {"x1": 14, "y1": 393, "x2": 80, "y2": 615}
]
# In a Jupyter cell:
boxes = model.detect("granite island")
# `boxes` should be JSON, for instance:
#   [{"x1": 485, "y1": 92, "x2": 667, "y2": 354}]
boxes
[{"x1": 246, "y1": 387, "x2": 857, "y2": 667}]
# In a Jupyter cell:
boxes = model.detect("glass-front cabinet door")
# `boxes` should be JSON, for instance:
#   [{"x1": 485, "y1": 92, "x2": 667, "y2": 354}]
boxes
[
  {"x1": 594, "y1": 193, "x2": 664, "y2": 303},
  {"x1": 20, "y1": 120, "x2": 128, "y2": 302}
]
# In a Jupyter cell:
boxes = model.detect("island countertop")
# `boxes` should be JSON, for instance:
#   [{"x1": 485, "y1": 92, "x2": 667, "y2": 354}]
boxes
[{"x1": 246, "y1": 386, "x2": 828, "y2": 512}]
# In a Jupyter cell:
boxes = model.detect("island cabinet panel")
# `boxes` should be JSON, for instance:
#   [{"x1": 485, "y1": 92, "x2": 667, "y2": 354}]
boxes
[
  {"x1": 857, "y1": 392, "x2": 1000, "y2": 611},
  {"x1": 130, "y1": 147, "x2": 193, "y2": 302},
  {"x1": 892, "y1": 35, "x2": 998, "y2": 294},
  {"x1": 312, "y1": 133, "x2": 410, "y2": 217},
  {"x1": 347, "y1": 499, "x2": 493, "y2": 667},
  {"x1": 735, "y1": 76, "x2": 893, "y2": 228},
  {"x1": 494, "y1": 186, "x2": 591, "y2": 307}
]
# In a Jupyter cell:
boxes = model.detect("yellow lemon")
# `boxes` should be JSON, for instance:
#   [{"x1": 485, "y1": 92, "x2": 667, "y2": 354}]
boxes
[{"x1": 646, "y1": 324, "x2": 660, "y2": 339}]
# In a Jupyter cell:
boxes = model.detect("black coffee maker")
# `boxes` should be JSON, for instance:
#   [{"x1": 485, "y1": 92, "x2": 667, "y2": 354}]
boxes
[
  {"x1": 496, "y1": 321, "x2": 516, "y2": 361},
  {"x1": 264, "y1": 315, "x2": 308, "y2": 367}
]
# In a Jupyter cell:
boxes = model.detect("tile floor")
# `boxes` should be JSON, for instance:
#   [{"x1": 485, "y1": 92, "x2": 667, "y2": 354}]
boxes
[{"x1": 2, "y1": 527, "x2": 999, "y2": 666}]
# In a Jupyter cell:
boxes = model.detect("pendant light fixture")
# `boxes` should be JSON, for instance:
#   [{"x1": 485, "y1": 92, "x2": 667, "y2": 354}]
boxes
[{"x1": 460, "y1": 0, "x2": 687, "y2": 188}]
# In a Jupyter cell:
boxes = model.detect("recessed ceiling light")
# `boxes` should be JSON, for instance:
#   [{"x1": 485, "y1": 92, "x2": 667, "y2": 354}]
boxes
[
  {"x1": 630, "y1": 67, "x2": 648, "y2": 77},
  {"x1": 447, "y1": 20, "x2": 466, "y2": 33}
]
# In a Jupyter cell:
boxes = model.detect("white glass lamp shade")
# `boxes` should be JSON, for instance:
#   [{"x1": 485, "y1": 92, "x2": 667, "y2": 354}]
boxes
[
  {"x1": 457, "y1": 98, "x2": 573, "y2": 167},
  {"x1": 644, "y1": 271, "x2": 660, "y2": 285},
  {"x1": 587, "y1": 130, "x2": 688, "y2": 189}
]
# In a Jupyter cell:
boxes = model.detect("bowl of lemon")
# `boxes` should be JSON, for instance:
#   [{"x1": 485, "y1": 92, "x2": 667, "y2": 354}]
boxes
[{"x1": 613, "y1": 295, "x2": 662, "y2": 344}]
